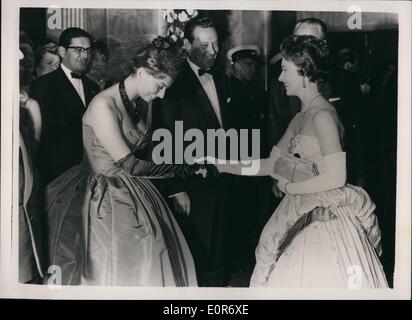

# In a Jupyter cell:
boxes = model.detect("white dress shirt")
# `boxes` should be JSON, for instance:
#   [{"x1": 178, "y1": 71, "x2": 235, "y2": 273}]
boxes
[
  {"x1": 187, "y1": 58, "x2": 222, "y2": 127},
  {"x1": 61, "y1": 63, "x2": 86, "y2": 106}
]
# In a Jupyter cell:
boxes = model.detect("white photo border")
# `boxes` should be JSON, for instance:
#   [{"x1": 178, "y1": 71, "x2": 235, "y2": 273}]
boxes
[{"x1": 1, "y1": 0, "x2": 410, "y2": 300}]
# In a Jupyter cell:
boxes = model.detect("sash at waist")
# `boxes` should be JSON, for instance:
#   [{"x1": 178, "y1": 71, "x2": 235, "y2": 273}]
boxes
[{"x1": 81, "y1": 156, "x2": 115, "y2": 173}]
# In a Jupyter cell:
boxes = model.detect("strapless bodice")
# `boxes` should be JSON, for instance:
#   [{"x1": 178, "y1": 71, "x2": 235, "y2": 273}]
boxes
[
  {"x1": 287, "y1": 134, "x2": 322, "y2": 162},
  {"x1": 82, "y1": 123, "x2": 151, "y2": 172}
]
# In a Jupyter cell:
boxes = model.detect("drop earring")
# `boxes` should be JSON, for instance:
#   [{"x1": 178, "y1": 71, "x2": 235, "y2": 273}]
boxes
[{"x1": 302, "y1": 78, "x2": 306, "y2": 88}]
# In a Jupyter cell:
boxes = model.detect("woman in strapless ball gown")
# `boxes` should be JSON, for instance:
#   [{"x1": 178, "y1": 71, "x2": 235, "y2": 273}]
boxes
[
  {"x1": 45, "y1": 37, "x2": 201, "y2": 286},
  {"x1": 205, "y1": 35, "x2": 388, "y2": 288}
]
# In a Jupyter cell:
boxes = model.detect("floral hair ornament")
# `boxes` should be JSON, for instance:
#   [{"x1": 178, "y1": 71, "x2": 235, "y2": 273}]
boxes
[
  {"x1": 151, "y1": 36, "x2": 173, "y2": 50},
  {"x1": 161, "y1": 9, "x2": 199, "y2": 45},
  {"x1": 147, "y1": 57, "x2": 158, "y2": 71}
]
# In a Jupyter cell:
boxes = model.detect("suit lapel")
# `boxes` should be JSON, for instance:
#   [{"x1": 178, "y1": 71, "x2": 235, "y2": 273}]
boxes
[
  {"x1": 83, "y1": 77, "x2": 98, "y2": 106},
  {"x1": 56, "y1": 68, "x2": 86, "y2": 113},
  {"x1": 211, "y1": 68, "x2": 229, "y2": 129},
  {"x1": 183, "y1": 62, "x2": 222, "y2": 129}
]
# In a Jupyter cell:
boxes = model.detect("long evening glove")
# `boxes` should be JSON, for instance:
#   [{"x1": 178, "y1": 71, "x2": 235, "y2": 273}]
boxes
[
  {"x1": 214, "y1": 146, "x2": 317, "y2": 178},
  {"x1": 114, "y1": 152, "x2": 219, "y2": 179},
  {"x1": 285, "y1": 152, "x2": 346, "y2": 194}
]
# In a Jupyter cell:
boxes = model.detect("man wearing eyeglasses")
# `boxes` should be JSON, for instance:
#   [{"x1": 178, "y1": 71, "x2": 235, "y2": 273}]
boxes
[{"x1": 30, "y1": 27, "x2": 99, "y2": 184}]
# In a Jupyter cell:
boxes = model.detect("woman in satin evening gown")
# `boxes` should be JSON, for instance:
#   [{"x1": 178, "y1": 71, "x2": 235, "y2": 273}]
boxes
[
  {"x1": 46, "y1": 37, "x2": 200, "y2": 286},
  {"x1": 204, "y1": 35, "x2": 388, "y2": 288}
]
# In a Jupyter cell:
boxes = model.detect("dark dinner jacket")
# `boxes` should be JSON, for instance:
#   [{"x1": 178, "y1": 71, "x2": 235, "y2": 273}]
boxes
[{"x1": 29, "y1": 67, "x2": 99, "y2": 183}]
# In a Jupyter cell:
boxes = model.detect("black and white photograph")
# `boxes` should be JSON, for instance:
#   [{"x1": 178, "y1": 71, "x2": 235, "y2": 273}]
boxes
[{"x1": 1, "y1": 0, "x2": 410, "y2": 300}]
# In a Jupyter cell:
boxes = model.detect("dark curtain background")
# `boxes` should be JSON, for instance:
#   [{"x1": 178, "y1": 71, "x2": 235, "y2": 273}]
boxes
[{"x1": 20, "y1": 8, "x2": 46, "y2": 47}]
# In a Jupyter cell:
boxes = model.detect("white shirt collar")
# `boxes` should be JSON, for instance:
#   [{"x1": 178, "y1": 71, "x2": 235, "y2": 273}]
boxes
[
  {"x1": 60, "y1": 62, "x2": 86, "y2": 106},
  {"x1": 187, "y1": 57, "x2": 212, "y2": 78},
  {"x1": 61, "y1": 63, "x2": 80, "y2": 81},
  {"x1": 187, "y1": 57, "x2": 201, "y2": 75},
  {"x1": 186, "y1": 58, "x2": 222, "y2": 126}
]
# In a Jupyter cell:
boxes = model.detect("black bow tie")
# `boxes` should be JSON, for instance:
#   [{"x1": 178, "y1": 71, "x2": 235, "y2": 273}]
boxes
[
  {"x1": 71, "y1": 72, "x2": 83, "y2": 79},
  {"x1": 198, "y1": 68, "x2": 213, "y2": 76}
]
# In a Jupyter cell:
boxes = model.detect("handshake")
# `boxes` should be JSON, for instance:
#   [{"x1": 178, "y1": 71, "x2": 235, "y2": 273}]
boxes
[{"x1": 181, "y1": 163, "x2": 220, "y2": 179}]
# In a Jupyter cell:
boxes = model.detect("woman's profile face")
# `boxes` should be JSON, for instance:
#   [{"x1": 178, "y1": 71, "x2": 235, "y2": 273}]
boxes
[
  {"x1": 138, "y1": 69, "x2": 173, "y2": 102},
  {"x1": 278, "y1": 58, "x2": 303, "y2": 96}
]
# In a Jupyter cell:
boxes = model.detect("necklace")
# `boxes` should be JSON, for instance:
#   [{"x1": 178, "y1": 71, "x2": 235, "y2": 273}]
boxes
[
  {"x1": 300, "y1": 93, "x2": 322, "y2": 113},
  {"x1": 119, "y1": 80, "x2": 142, "y2": 123}
]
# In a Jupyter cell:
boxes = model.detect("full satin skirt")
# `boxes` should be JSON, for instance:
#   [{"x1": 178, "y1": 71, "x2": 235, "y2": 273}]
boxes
[
  {"x1": 46, "y1": 165, "x2": 197, "y2": 286},
  {"x1": 250, "y1": 184, "x2": 388, "y2": 288}
]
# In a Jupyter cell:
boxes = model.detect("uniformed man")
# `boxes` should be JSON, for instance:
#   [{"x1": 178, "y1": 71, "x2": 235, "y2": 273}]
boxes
[{"x1": 226, "y1": 45, "x2": 265, "y2": 133}]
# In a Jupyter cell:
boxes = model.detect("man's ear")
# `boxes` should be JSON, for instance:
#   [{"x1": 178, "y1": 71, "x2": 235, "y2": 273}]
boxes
[
  {"x1": 183, "y1": 38, "x2": 192, "y2": 52},
  {"x1": 57, "y1": 46, "x2": 66, "y2": 59}
]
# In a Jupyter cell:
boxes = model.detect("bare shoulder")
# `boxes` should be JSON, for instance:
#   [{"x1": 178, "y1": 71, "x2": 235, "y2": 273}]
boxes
[
  {"x1": 305, "y1": 102, "x2": 343, "y2": 152},
  {"x1": 84, "y1": 93, "x2": 119, "y2": 126},
  {"x1": 311, "y1": 103, "x2": 339, "y2": 126},
  {"x1": 309, "y1": 105, "x2": 343, "y2": 145}
]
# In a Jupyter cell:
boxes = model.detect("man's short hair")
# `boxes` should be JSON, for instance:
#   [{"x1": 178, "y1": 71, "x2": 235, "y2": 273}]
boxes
[
  {"x1": 294, "y1": 18, "x2": 327, "y2": 39},
  {"x1": 58, "y1": 27, "x2": 93, "y2": 48},
  {"x1": 184, "y1": 17, "x2": 215, "y2": 43}
]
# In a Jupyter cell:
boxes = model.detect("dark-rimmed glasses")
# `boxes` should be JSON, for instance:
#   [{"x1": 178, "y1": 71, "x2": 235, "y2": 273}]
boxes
[{"x1": 67, "y1": 46, "x2": 93, "y2": 55}]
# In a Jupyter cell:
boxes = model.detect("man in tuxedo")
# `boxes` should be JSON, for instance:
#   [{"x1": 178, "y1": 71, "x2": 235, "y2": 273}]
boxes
[
  {"x1": 30, "y1": 27, "x2": 99, "y2": 183},
  {"x1": 152, "y1": 17, "x2": 232, "y2": 286}
]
